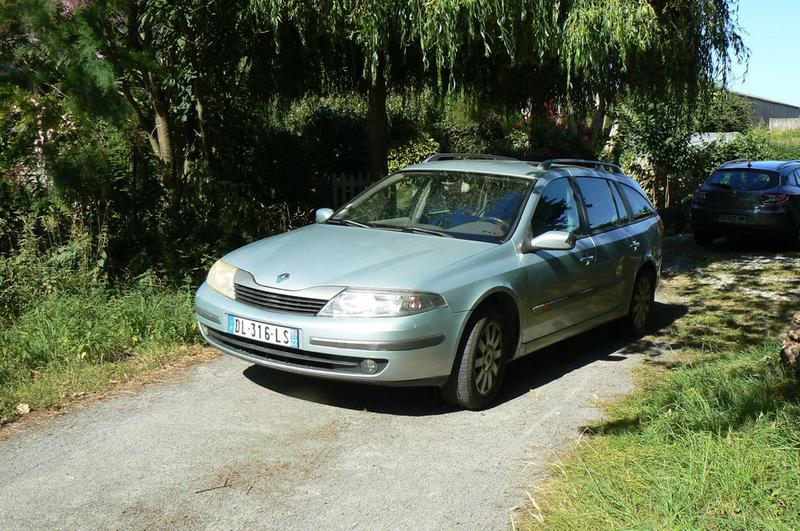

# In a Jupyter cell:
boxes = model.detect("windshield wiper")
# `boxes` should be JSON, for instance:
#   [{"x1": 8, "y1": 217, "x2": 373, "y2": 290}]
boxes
[
  {"x1": 707, "y1": 182, "x2": 732, "y2": 189},
  {"x1": 326, "y1": 218, "x2": 371, "y2": 228},
  {"x1": 401, "y1": 226, "x2": 453, "y2": 238}
]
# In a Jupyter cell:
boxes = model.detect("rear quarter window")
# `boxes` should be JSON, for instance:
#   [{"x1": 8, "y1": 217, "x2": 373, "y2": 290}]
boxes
[{"x1": 619, "y1": 183, "x2": 656, "y2": 220}]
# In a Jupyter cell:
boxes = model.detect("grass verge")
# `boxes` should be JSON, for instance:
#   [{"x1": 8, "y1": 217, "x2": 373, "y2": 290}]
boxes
[
  {"x1": 0, "y1": 215, "x2": 204, "y2": 425},
  {"x1": 520, "y1": 239, "x2": 800, "y2": 529}
]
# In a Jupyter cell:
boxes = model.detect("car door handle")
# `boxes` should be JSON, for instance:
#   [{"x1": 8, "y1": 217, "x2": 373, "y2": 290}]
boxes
[
  {"x1": 630, "y1": 240, "x2": 641, "y2": 251},
  {"x1": 579, "y1": 255, "x2": 595, "y2": 265}
]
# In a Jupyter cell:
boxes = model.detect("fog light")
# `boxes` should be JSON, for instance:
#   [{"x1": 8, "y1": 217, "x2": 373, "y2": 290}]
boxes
[{"x1": 361, "y1": 359, "x2": 378, "y2": 374}]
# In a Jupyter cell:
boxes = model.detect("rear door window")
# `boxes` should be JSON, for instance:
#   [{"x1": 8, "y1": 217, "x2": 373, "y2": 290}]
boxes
[
  {"x1": 619, "y1": 183, "x2": 656, "y2": 220},
  {"x1": 574, "y1": 177, "x2": 620, "y2": 233},
  {"x1": 706, "y1": 169, "x2": 780, "y2": 191},
  {"x1": 792, "y1": 170, "x2": 800, "y2": 186}
]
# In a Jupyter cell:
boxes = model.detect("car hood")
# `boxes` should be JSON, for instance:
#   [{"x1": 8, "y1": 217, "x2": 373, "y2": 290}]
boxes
[{"x1": 223, "y1": 223, "x2": 495, "y2": 291}]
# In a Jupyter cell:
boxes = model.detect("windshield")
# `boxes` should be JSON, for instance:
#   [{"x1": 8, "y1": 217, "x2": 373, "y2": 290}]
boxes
[
  {"x1": 330, "y1": 171, "x2": 533, "y2": 242},
  {"x1": 706, "y1": 169, "x2": 780, "y2": 191}
]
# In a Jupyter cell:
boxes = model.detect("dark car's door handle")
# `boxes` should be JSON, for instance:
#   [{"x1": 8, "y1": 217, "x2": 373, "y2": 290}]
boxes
[
  {"x1": 630, "y1": 240, "x2": 641, "y2": 251},
  {"x1": 579, "y1": 254, "x2": 595, "y2": 265}
]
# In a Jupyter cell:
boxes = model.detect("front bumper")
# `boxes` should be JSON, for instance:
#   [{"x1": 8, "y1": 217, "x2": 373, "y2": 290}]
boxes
[
  {"x1": 690, "y1": 205, "x2": 794, "y2": 236},
  {"x1": 195, "y1": 282, "x2": 466, "y2": 385}
]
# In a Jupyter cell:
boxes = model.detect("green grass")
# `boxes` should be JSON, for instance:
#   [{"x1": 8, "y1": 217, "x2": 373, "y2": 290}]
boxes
[
  {"x1": 0, "y1": 216, "x2": 202, "y2": 425},
  {"x1": 0, "y1": 279, "x2": 202, "y2": 425},
  {"x1": 521, "y1": 242, "x2": 800, "y2": 530}
]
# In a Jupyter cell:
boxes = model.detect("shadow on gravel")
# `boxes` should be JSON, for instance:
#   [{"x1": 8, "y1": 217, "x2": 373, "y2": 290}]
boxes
[
  {"x1": 663, "y1": 235, "x2": 799, "y2": 277},
  {"x1": 242, "y1": 301, "x2": 687, "y2": 416}
]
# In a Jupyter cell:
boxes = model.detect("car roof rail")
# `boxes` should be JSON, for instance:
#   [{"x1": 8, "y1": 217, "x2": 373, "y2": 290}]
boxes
[
  {"x1": 538, "y1": 159, "x2": 624, "y2": 174},
  {"x1": 423, "y1": 153, "x2": 518, "y2": 162}
]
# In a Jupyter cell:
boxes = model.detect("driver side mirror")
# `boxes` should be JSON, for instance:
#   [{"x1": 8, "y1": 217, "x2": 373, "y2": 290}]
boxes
[
  {"x1": 522, "y1": 230, "x2": 576, "y2": 252},
  {"x1": 315, "y1": 208, "x2": 334, "y2": 223}
]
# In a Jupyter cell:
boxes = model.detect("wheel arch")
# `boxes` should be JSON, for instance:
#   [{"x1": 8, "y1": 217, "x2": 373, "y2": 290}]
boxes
[
  {"x1": 464, "y1": 287, "x2": 523, "y2": 360},
  {"x1": 638, "y1": 259, "x2": 658, "y2": 283}
]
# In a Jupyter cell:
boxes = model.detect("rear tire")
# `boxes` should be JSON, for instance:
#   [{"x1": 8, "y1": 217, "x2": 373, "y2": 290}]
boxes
[
  {"x1": 441, "y1": 308, "x2": 508, "y2": 410},
  {"x1": 622, "y1": 268, "x2": 655, "y2": 339},
  {"x1": 694, "y1": 230, "x2": 715, "y2": 246}
]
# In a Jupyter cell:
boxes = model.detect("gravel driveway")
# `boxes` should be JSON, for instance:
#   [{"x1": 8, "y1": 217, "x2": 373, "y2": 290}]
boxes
[{"x1": 0, "y1": 301, "x2": 680, "y2": 529}]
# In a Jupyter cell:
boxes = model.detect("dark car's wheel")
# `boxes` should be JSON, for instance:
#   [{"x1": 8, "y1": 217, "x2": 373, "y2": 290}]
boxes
[
  {"x1": 694, "y1": 230, "x2": 715, "y2": 246},
  {"x1": 622, "y1": 268, "x2": 655, "y2": 338},
  {"x1": 441, "y1": 308, "x2": 508, "y2": 410}
]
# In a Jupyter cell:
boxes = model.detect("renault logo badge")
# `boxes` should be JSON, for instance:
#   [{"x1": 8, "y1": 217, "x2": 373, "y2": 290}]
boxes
[{"x1": 276, "y1": 273, "x2": 290, "y2": 283}]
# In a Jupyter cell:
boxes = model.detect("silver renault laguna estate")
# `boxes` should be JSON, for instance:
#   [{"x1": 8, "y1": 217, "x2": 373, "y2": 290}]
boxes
[{"x1": 195, "y1": 155, "x2": 662, "y2": 409}]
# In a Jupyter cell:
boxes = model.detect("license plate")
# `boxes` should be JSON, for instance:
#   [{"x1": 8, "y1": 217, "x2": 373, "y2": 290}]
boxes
[
  {"x1": 227, "y1": 315, "x2": 299, "y2": 349},
  {"x1": 718, "y1": 214, "x2": 747, "y2": 224}
]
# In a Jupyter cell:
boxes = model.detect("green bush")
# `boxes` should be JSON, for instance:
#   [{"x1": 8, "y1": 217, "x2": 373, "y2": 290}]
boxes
[{"x1": 387, "y1": 132, "x2": 440, "y2": 173}]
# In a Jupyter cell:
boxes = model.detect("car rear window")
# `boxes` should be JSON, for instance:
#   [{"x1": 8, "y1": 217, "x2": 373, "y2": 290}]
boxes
[{"x1": 706, "y1": 169, "x2": 780, "y2": 191}]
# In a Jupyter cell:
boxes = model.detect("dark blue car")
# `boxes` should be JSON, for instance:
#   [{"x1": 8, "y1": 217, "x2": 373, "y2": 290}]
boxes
[{"x1": 690, "y1": 160, "x2": 800, "y2": 248}]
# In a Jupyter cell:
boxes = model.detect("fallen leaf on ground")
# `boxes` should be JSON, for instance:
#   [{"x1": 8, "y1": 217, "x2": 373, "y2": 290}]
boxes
[{"x1": 16, "y1": 403, "x2": 30, "y2": 415}]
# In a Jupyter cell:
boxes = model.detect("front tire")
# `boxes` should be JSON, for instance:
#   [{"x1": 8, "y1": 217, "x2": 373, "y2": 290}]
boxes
[
  {"x1": 441, "y1": 308, "x2": 508, "y2": 410},
  {"x1": 623, "y1": 268, "x2": 655, "y2": 338}
]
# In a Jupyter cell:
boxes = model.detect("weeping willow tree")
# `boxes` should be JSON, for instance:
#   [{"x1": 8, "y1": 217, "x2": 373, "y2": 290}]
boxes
[
  {"x1": 9, "y1": 0, "x2": 745, "y2": 184},
  {"x1": 252, "y1": 0, "x2": 744, "y2": 174}
]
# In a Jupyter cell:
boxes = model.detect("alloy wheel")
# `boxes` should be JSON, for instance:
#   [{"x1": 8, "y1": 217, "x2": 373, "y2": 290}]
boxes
[{"x1": 474, "y1": 321, "x2": 503, "y2": 396}]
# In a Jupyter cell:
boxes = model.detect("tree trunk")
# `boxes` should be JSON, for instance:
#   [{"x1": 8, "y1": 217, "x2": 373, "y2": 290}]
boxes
[
  {"x1": 195, "y1": 86, "x2": 212, "y2": 166},
  {"x1": 588, "y1": 94, "x2": 608, "y2": 154},
  {"x1": 653, "y1": 166, "x2": 669, "y2": 209},
  {"x1": 147, "y1": 72, "x2": 174, "y2": 167},
  {"x1": 368, "y1": 59, "x2": 388, "y2": 181},
  {"x1": 527, "y1": 98, "x2": 547, "y2": 154}
]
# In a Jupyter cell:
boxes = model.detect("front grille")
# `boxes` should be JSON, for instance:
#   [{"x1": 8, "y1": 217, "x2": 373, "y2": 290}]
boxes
[
  {"x1": 234, "y1": 284, "x2": 328, "y2": 315},
  {"x1": 206, "y1": 328, "x2": 386, "y2": 374}
]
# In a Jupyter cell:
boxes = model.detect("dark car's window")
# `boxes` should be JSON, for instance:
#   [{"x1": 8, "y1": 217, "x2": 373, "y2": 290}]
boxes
[
  {"x1": 619, "y1": 183, "x2": 656, "y2": 220},
  {"x1": 331, "y1": 171, "x2": 532, "y2": 243},
  {"x1": 792, "y1": 170, "x2": 800, "y2": 186},
  {"x1": 706, "y1": 169, "x2": 780, "y2": 191},
  {"x1": 532, "y1": 178, "x2": 581, "y2": 238},
  {"x1": 575, "y1": 177, "x2": 620, "y2": 233}
]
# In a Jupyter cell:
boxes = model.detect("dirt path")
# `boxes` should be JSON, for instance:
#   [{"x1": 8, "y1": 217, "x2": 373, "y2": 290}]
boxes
[{"x1": 0, "y1": 269, "x2": 695, "y2": 529}]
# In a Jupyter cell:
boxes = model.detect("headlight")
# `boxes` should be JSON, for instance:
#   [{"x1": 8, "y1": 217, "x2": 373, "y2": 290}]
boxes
[
  {"x1": 317, "y1": 289, "x2": 447, "y2": 318},
  {"x1": 206, "y1": 259, "x2": 237, "y2": 299}
]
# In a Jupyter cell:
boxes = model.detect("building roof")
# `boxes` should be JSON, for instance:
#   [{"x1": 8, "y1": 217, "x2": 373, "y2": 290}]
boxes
[{"x1": 730, "y1": 90, "x2": 800, "y2": 111}]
